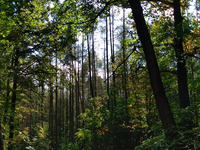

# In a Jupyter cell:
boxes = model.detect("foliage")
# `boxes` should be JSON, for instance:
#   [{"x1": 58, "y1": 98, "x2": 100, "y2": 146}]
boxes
[
  {"x1": 2, "y1": 123, "x2": 49, "y2": 150},
  {"x1": 75, "y1": 97, "x2": 110, "y2": 149},
  {"x1": 0, "y1": 0, "x2": 200, "y2": 149}
]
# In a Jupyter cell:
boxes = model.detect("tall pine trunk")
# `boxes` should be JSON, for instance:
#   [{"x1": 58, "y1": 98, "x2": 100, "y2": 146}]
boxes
[
  {"x1": 8, "y1": 49, "x2": 19, "y2": 150},
  {"x1": 106, "y1": 16, "x2": 109, "y2": 108},
  {"x1": 92, "y1": 30, "x2": 97, "y2": 97},
  {"x1": 49, "y1": 77, "x2": 54, "y2": 148},
  {"x1": 87, "y1": 35, "x2": 94, "y2": 98},
  {"x1": 173, "y1": 0, "x2": 190, "y2": 108},
  {"x1": 69, "y1": 62, "x2": 74, "y2": 141},
  {"x1": 55, "y1": 54, "x2": 58, "y2": 148},
  {"x1": 81, "y1": 37, "x2": 85, "y2": 113}
]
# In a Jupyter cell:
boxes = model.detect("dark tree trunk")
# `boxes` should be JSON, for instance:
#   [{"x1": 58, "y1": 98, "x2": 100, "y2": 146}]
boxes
[
  {"x1": 4, "y1": 79, "x2": 10, "y2": 123},
  {"x1": 55, "y1": 55, "x2": 58, "y2": 148},
  {"x1": 106, "y1": 16, "x2": 109, "y2": 108},
  {"x1": 49, "y1": 77, "x2": 54, "y2": 148},
  {"x1": 76, "y1": 61, "x2": 80, "y2": 128},
  {"x1": 92, "y1": 30, "x2": 97, "y2": 97},
  {"x1": 173, "y1": 0, "x2": 190, "y2": 108},
  {"x1": 122, "y1": 5, "x2": 128, "y2": 103},
  {"x1": 122, "y1": 5, "x2": 129, "y2": 124},
  {"x1": 87, "y1": 35, "x2": 94, "y2": 98},
  {"x1": 69, "y1": 62, "x2": 74, "y2": 141},
  {"x1": 74, "y1": 57, "x2": 79, "y2": 129},
  {"x1": 65, "y1": 86, "x2": 69, "y2": 138},
  {"x1": 81, "y1": 37, "x2": 85, "y2": 113},
  {"x1": 111, "y1": 7, "x2": 116, "y2": 108},
  {"x1": 128, "y1": 0, "x2": 175, "y2": 131},
  {"x1": 0, "y1": 120, "x2": 4, "y2": 150},
  {"x1": 8, "y1": 49, "x2": 19, "y2": 150},
  {"x1": 61, "y1": 72, "x2": 65, "y2": 137},
  {"x1": 41, "y1": 80, "x2": 44, "y2": 128}
]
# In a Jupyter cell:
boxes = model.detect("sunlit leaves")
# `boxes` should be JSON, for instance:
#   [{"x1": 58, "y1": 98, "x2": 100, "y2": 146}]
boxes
[{"x1": 0, "y1": 11, "x2": 15, "y2": 44}]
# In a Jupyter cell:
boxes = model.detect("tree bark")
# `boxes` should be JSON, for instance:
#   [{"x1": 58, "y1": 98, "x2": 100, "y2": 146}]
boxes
[
  {"x1": 111, "y1": 7, "x2": 116, "y2": 108},
  {"x1": 65, "y1": 86, "x2": 69, "y2": 138},
  {"x1": 87, "y1": 35, "x2": 94, "y2": 97},
  {"x1": 4, "y1": 79, "x2": 10, "y2": 123},
  {"x1": 49, "y1": 77, "x2": 54, "y2": 148},
  {"x1": 128, "y1": 0, "x2": 175, "y2": 131},
  {"x1": 106, "y1": 16, "x2": 110, "y2": 108},
  {"x1": 69, "y1": 62, "x2": 74, "y2": 141},
  {"x1": 8, "y1": 49, "x2": 19, "y2": 150},
  {"x1": 55, "y1": 54, "x2": 58, "y2": 148},
  {"x1": 92, "y1": 30, "x2": 97, "y2": 97},
  {"x1": 122, "y1": 5, "x2": 128, "y2": 103},
  {"x1": 0, "y1": 120, "x2": 4, "y2": 150},
  {"x1": 173, "y1": 0, "x2": 190, "y2": 108},
  {"x1": 81, "y1": 37, "x2": 85, "y2": 113},
  {"x1": 40, "y1": 80, "x2": 44, "y2": 128}
]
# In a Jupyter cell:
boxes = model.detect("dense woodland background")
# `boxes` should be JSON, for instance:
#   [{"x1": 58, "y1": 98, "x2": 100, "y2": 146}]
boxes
[{"x1": 0, "y1": 0, "x2": 200, "y2": 149}]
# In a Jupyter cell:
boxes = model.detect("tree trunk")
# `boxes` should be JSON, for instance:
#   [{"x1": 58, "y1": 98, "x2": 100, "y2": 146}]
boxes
[
  {"x1": 0, "y1": 120, "x2": 4, "y2": 150},
  {"x1": 4, "y1": 79, "x2": 10, "y2": 123},
  {"x1": 55, "y1": 55, "x2": 58, "y2": 148},
  {"x1": 122, "y1": 5, "x2": 128, "y2": 103},
  {"x1": 49, "y1": 77, "x2": 54, "y2": 148},
  {"x1": 106, "y1": 16, "x2": 109, "y2": 108},
  {"x1": 69, "y1": 62, "x2": 74, "y2": 141},
  {"x1": 87, "y1": 35, "x2": 94, "y2": 98},
  {"x1": 173, "y1": 0, "x2": 190, "y2": 108},
  {"x1": 8, "y1": 49, "x2": 19, "y2": 150},
  {"x1": 81, "y1": 37, "x2": 85, "y2": 113},
  {"x1": 92, "y1": 30, "x2": 97, "y2": 97},
  {"x1": 65, "y1": 86, "x2": 69, "y2": 138},
  {"x1": 122, "y1": 5, "x2": 129, "y2": 124},
  {"x1": 111, "y1": 7, "x2": 116, "y2": 108},
  {"x1": 77, "y1": 61, "x2": 80, "y2": 128},
  {"x1": 41, "y1": 81, "x2": 44, "y2": 128},
  {"x1": 128, "y1": 0, "x2": 175, "y2": 131}
]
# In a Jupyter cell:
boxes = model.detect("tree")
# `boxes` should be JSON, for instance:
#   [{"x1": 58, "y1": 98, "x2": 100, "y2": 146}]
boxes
[
  {"x1": 173, "y1": 0, "x2": 190, "y2": 108},
  {"x1": 0, "y1": 120, "x2": 4, "y2": 150},
  {"x1": 128, "y1": 0, "x2": 175, "y2": 132}
]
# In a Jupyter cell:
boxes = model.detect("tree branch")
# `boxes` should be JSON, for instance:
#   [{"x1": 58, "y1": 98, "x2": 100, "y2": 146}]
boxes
[
  {"x1": 147, "y1": 0, "x2": 173, "y2": 6},
  {"x1": 104, "y1": 46, "x2": 136, "y2": 82}
]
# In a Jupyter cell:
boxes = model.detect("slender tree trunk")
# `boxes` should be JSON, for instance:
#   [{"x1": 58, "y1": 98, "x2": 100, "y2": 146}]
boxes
[
  {"x1": 69, "y1": 62, "x2": 74, "y2": 141},
  {"x1": 74, "y1": 57, "x2": 79, "y2": 129},
  {"x1": 109, "y1": 8, "x2": 115, "y2": 110},
  {"x1": 61, "y1": 72, "x2": 65, "y2": 137},
  {"x1": 111, "y1": 7, "x2": 116, "y2": 108},
  {"x1": 41, "y1": 81, "x2": 44, "y2": 128},
  {"x1": 0, "y1": 120, "x2": 4, "y2": 150},
  {"x1": 8, "y1": 49, "x2": 19, "y2": 150},
  {"x1": 65, "y1": 86, "x2": 69, "y2": 138},
  {"x1": 55, "y1": 55, "x2": 58, "y2": 148},
  {"x1": 4, "y1": 80, "x2": 10, "y2": 123},
  {"x1": 122, "y1": 5, "x2": 128, "y2": 103},
  {"x1": 81, "y1": 37, "x2": 85, "y2": 113},
  {"x1": 77, "y1": 61, "x2": 80, "y2": 128},
  {"x1": 59, "y1": 77, "x2": 62, "y2": 143},
  {"x1": 49, "y1": 75, "x2": 54, "y2": 148},
  {"x1": 87, "y1": 35, "x2": 94, "y2": 98},
  {"x1": 104, "y1": 35, "x2": 106, "y2": 81},
  {"x1": 128, "y1": 0, "x2": 175, "y2": 131},
  {"x1": 92, "y1": 30, "x2": 97, "y2": 97},
  {"x1": 173, "y1": 0, "x2": 190, "y2": 108},
  {"x1": 106, "y1": 16, "x2": 109, "y2": 108}
]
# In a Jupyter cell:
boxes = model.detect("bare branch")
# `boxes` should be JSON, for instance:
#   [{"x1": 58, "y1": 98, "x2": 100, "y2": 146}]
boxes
[{"x1": 104, "y1": 46, "x2": 137, "y2": 82}]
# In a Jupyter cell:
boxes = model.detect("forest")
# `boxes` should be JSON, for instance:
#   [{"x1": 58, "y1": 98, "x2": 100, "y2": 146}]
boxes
[{"x1": 0, "y1": 0, "x2": 200, "y2": 149}]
